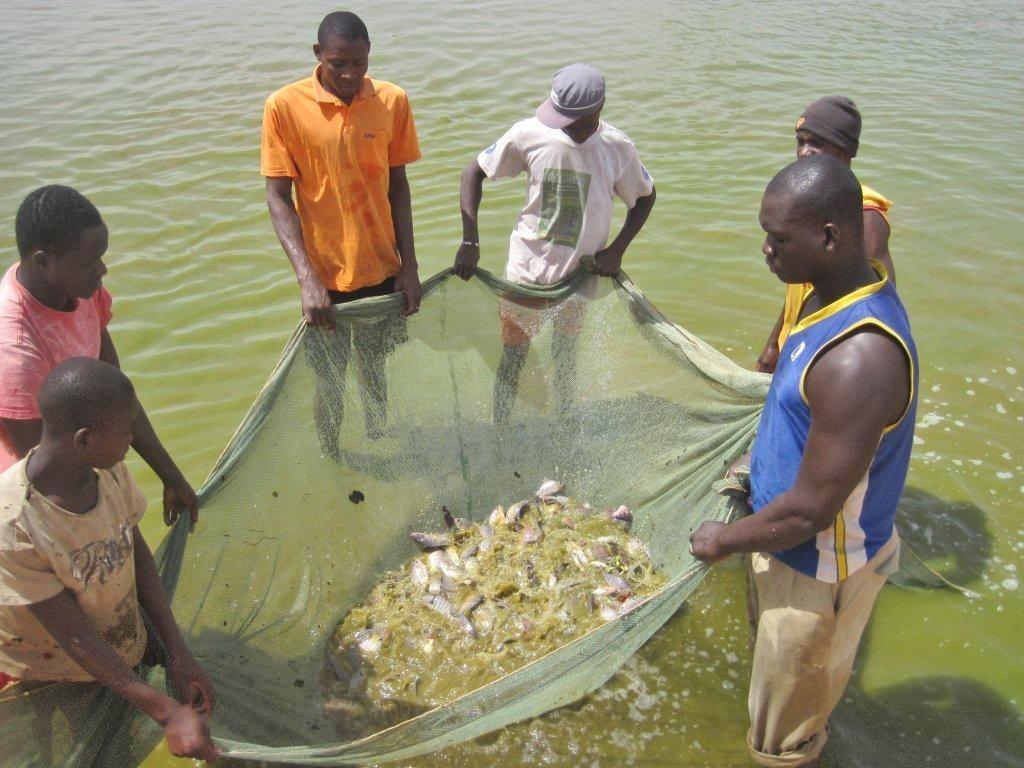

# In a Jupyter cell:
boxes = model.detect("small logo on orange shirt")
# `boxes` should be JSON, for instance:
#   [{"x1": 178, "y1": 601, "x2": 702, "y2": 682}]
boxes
[
  {"x1": 796, "y1": 116, "x2": 805, "y2": 129},
  {"x1": 363, "y1": 132, "x2": 376, "y2": 139}
]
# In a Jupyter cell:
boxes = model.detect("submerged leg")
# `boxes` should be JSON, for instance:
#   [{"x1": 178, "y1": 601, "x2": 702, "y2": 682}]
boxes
[
  {"x1": 352, "y1": 321, "x2": 391, "y2": 440},
  {"x1": 551, "y1": 330, "x2": 579, "y2": 420},
  {"x1": 494, "y1": 343, "x2": 530, "y2": 427},
  {"x1": 307, "y1": 325, "x2": 352, "y2": 461}
]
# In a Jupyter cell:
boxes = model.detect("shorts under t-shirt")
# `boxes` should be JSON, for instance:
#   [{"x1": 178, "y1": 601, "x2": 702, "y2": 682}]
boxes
[
  {"x1": 0, "y1": 263, "x2": 113, "y2": 471},
  {"x1": 477, "y1": 117, "x2": 654, "y2": 286},
  {"x1": 0, "y1": 457, "x2": 148, "y2": 681}
]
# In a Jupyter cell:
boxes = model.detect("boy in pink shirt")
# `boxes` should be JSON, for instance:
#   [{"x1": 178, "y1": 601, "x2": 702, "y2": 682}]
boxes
[{"x1": 0, "y1": 185, "x2": 198, "y2": 528}]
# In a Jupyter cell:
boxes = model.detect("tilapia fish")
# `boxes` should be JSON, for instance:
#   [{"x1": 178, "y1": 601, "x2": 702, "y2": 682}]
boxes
[{"x1": 321, "y1": 480, "x2": 665, "y2": 739}]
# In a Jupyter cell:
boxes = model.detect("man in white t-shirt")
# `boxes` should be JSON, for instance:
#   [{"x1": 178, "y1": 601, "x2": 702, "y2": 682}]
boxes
[{"x1": 453, "y1": 63, "x2": 656, "y2": 426}]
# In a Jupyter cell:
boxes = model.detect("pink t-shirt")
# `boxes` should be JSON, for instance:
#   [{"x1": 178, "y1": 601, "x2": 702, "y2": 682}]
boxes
[{"x1": 0, "y1": 264, "x2": 113, "y2": 470}]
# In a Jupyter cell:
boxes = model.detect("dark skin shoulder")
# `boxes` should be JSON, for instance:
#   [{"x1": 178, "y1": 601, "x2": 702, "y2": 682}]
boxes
[
  {"x1": 691, "y1": 326, "x2": 910, "y2": 559},
  {"x1": 864, "y1": 209, "x2": 894, "y2": 284}
]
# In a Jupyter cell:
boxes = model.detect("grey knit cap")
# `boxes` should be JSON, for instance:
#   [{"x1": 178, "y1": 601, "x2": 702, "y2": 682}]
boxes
[{"x1": 796, "y1": 96, "x2": 861, "y2": 157}]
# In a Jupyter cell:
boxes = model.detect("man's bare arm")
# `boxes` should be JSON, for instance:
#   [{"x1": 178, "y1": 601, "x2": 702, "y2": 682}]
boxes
[
  {"x1": 594, "y1": 187, "x2": 657, "y2": 277},
  {"x1": 692, "y1": 328, "x2": 909, "y2": 558},
  {"x1": 388, "y1": 165, "x2": 421, "y2": 316},
  {"x1": 756, "y1": 306, "x2": 785, "y2": 374},
  {"x1": 265, "y1": 176, "x2": 332, "y2": 329},
  {"x1": 99, "y1": 330, "x2": 197, "y2": 529},
  {"x1": 453, "y1": 160, "x2": 487, "y2": 280},
  {"x1": 864, "y1": 209, "x2": 894, "y2": 285}
]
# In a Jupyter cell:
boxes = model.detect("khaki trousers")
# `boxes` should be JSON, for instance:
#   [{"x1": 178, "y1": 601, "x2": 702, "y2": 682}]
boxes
[{"x1": 746, "y1": 534, "x2": 900, "y2": 766}]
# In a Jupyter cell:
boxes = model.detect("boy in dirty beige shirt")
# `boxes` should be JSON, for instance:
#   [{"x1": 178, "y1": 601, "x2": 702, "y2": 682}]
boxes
[{"x1": 0, "y1": 357, "x2": 218, "y2": 762}]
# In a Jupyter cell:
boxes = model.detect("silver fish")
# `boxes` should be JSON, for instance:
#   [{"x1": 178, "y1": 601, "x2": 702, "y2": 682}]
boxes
[
  {"x1": 567, "y1": 542, "x2": 590, "y2": 568},
  {"x1": 327, "y1": 650, "x2": 348, "y2": 680},
  {"x1": 506, "y1": 500, "x2": 529, "y2": 524},
  {"x1": 353, "y1": 629, "x2": 382, "y2": 656},
  {"x1": 460, "y1": 540, "x2": 481, "y2": 562},
  {"x1": 460, "y1": 593, "x2": 485, "y2": 614},
  {"x1": 347, "y1": 667, "x2": 368, "y2": 696},
  {"x1": 609, "y1": 505, "x2": 633, "y2": 524},
  {"x1": 522, "y1": 524, "x2": 543, "y2": 543},
  {"x1": 536, "y1": 479, "x2": 564, "y2": 498},
  {"x1": 427, "y1": 549, "x2": 463, "y2": 578},
  {"x1": 410, "y1": 559, "x2": 429, "y2": 586},
  {"x1": 488, "y1": 506, "x2": 507, "y2": 527},
  {"x1": 603, "y1": 572, "x2": 632, "y2": 596},
  {"x1": 410, "y1": 531, "x2": 452, "y2": 549},
  {"x1": 422, "y1": 595, "x2": 476, "y2": 637},
  {"x1": 324, "y1": 697, "x2": 364, "y2": 719},
  {"x1": 474, "y1": 605, "x2": 496, "y2": 634},
  {"x1": 442, "y1": 507, "x2": 472, "y2": 530}
]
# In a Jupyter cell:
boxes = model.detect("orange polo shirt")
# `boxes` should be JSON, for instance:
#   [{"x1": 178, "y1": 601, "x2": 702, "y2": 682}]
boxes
[{"x1": 261, "y1": 67, "x2": 421, "y2": 292}]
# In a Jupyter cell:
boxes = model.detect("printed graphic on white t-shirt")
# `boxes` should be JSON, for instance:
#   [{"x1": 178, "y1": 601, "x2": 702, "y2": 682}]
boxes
[{"x1": 538, "y1": 169, "x2": 591, "y2": 247}]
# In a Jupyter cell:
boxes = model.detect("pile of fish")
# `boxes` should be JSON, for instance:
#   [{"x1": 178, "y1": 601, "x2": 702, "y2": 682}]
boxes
[{"x1": 320, "y1": 481, "x2": 665, "y2": 738}]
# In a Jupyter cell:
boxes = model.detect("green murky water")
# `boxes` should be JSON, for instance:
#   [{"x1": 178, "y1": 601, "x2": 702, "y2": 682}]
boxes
[{"x1": 2, "y1": 1, "x2": 1021, "y2": 765}]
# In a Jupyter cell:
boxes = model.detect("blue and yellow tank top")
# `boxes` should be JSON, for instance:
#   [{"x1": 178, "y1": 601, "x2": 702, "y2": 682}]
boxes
[{"x1": 750, "y1": 262, "x2": 918, "y2": 582}]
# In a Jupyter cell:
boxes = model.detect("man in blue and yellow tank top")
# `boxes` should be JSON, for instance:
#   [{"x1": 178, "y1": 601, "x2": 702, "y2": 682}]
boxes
[
  {"x1": 691, "y1": 155, "x2": 918, "y2": 767},
  {"x1": 756, "y1": 96, "x2": 895, "y2": 373}
]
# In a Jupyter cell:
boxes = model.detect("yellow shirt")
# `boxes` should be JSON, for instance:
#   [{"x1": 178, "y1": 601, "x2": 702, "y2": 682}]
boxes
[
  {"x1": 777, "y1": 184, "x2": 892, "y2": 348},
  {"x1": 261, "y1": 68, "x2": 422, "y2": 292}
]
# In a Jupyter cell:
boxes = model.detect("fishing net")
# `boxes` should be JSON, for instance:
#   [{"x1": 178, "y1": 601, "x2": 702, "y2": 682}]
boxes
[{"x1": 0, "y1": 267, "x2": 768, "y2": 766}]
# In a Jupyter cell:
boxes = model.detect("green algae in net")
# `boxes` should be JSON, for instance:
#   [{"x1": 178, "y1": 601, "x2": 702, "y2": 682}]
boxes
[
  {"x1": 322, "y1": 483, "x2": 668, "y2": 739},
  {"x1": 0, "y1": 267, "x2": 766, "y2": 766}
]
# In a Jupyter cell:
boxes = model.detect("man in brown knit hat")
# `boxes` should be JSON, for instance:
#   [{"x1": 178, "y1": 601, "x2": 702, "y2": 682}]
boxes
[{"x1": 756, "y1": 96, "x2": 895, "y2": 373}]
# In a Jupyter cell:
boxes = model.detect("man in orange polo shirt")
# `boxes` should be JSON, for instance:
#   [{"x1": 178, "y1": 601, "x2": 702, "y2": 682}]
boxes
[{"x1": 261, "y1": 11, "x2": 421, "y2": 449}]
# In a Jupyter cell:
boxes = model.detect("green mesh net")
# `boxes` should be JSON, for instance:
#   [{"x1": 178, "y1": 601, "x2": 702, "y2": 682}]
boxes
[{"x1": 0, "y1": 268, "x2": 768, "y2": 766}]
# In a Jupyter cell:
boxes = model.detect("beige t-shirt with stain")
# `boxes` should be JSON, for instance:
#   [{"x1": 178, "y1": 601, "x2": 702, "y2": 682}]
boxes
[{"x1": 0, "y1": 455, "x2": 148, "y2": 681}]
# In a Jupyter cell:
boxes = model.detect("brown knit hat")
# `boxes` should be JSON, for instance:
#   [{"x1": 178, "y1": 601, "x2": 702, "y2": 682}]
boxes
[{"x1": 795, "y1": 96, "x2": 861, "y2": 157}]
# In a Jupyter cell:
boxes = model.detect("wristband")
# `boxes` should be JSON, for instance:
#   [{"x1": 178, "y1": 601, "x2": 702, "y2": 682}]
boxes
[{"x1": 462, "y1": 240, "x2": 479, "y2": 247}]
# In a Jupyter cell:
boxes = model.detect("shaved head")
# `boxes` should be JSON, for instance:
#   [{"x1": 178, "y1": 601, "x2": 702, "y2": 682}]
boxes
[
  {"x1": 38, "y1": 357, "x2": 135, "y2": 435},
  {"x1": 765, "y1": 154, "x2": 863, "y2": 235},
  {"x1": 317, "y1": 11, "x2": 370, "y2": 47}
]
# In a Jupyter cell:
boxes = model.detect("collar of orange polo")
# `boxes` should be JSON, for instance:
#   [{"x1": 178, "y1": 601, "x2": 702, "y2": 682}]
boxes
[{"x1": 312, "y1": 65, "x2": 376, "y2": 105}]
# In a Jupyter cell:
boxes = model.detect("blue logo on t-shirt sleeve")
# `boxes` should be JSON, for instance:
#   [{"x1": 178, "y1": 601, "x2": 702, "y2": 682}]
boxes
[{"x1": 483, "y1": 143, "x2": 496, "y2": 155}]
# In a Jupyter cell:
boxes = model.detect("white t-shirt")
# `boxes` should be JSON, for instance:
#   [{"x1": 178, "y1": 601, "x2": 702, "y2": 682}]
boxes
[{"x1": 477, "y1": 117, "x2": 654, "y2": 286}]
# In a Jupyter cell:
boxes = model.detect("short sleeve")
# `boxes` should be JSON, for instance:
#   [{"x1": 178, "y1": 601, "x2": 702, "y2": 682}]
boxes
[
  {"x1": 111, "y1": 463, "x2": 147, "y2": 526},
  {"x1": 477, "y1": 125, "x2": 527, "y2": 180},
  {"x1": 94, "y1": 287, "x2": 113, "y2": 328},
  {"x1": 0, "y1": 521, "x2": 63, "y2": 606},
  {"x1": 613, "y1": 141, "x2": 655, "y2": 209},
  {"x1": 388, "y1": 91, "x2": 422, "y2": 167},
  {"x1": 260, "y1": 97, "x2": 299, "y2": 179},
  {"x1": 861, "y1": 185, "x2": 892, "y2": 226},
  {"x1": 0, "y1": 340, "x2": 48, "y2": 421}
]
